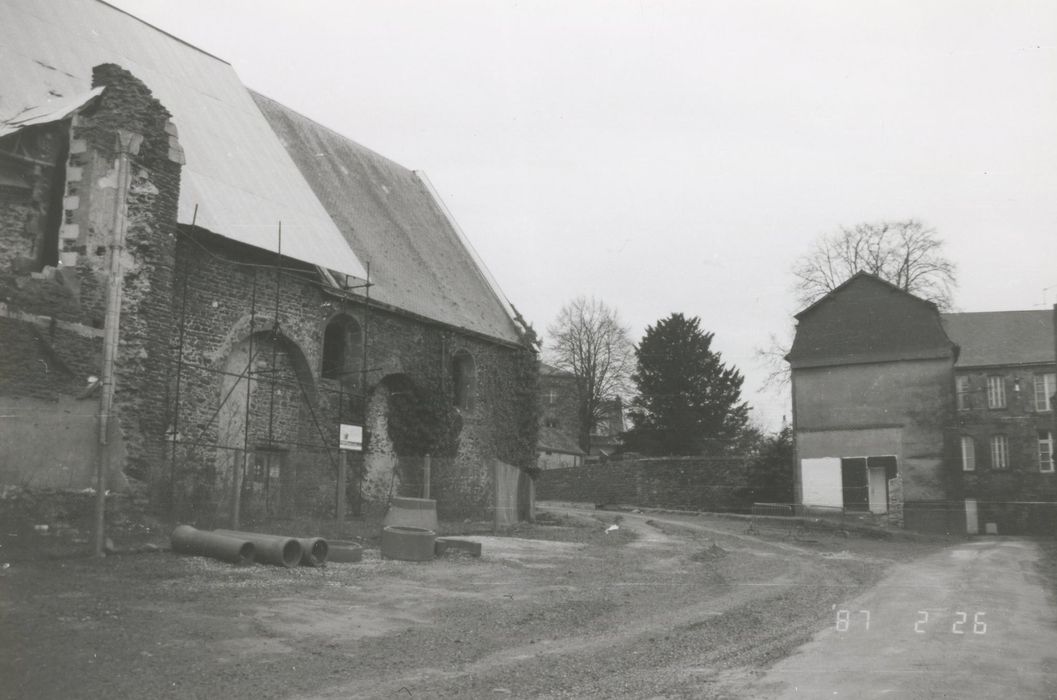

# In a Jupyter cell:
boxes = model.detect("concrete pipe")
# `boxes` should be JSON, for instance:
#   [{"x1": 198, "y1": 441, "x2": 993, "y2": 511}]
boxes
[
  {"x1": 213, "y1": 529, "x2": 302, "y2": 568},
  {"x1": 170, "y1": 525, "x2": 255, "y2": 565},
  {"x1": 381, "y1": 526, "x2": 436, "y2": 562},
  {"x1": 383, "y1": 497, "x2": 438, "y2": 532},
  {"x1": 297, "y1": 537, "x2": 328, "y2": 567}
]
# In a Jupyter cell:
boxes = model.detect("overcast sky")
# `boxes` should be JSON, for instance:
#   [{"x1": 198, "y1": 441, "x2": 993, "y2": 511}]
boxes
[{"x1": 108, "y1": 0, "x2": 1057, "y2": 431}]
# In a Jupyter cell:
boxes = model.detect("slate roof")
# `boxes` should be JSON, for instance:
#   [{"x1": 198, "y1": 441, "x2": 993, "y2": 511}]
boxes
[
  {"x1": 1, "y1": 0, "x2": 524, "y2": 345},
  {"x1": 942, "y1": 311, "x2": 1055, "y2": 368},
  {"x1": 538, "y1": 426, "x2": 586, "y2": 456},
  {"x1": 540, "y1": 363, "x2": 575, "y2": 377},
  {"x1": 787, "y1": 272, "x2": 956, "y2": 369},
  {"x1": 0, "y1": 0, "x2": 366, "y2": 278},
  {"x1": 252, "y1": 93, "x2": 521, "y2": 345}
]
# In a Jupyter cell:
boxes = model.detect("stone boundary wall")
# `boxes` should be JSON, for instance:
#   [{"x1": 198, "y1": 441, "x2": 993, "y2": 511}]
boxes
[{"x1": 536, "y1": 457, "x2": 750, "y2": 513}]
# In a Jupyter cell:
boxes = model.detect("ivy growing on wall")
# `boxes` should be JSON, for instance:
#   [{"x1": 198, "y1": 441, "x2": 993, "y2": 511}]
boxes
[
  {"x1": 386, "y1": 379, "x2": 462, "y2": 459},
  {"x1": 496, "y1": 347, "x2": 541, "y2": 477}
]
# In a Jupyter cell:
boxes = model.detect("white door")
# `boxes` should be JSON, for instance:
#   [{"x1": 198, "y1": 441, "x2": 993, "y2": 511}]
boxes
[
  {"x1": 965, "y1": 498, "x2": 979, "y2": 534},
  {"x1": 868, "y1": 467, "x2": 888, "y2": 514}
]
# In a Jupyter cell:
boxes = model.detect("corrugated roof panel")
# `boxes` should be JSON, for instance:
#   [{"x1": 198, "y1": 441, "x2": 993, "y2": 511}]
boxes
[
  {"x1": 0, "y1": 87, "x2": 104, "y2": 137},
  {"x1": 0, "y1": 0, "x2": 366, "y2": 279}
]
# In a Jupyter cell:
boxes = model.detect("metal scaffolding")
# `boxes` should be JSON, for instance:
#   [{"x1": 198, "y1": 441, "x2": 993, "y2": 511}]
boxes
[{"x1": 166, "y1": 222, "x2": 373, "y2": 528}]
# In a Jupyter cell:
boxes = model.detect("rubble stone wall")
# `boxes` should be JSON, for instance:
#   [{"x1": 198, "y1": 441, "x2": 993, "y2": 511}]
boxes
[{"x1": 537, "y1": 456, "x2": 751, "y2": 513}]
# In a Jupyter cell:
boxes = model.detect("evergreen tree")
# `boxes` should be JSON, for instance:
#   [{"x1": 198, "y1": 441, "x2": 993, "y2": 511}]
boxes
[
  {"x1": 623, "y1": 313, "x2": 749, "y2": 456},
  {"x1": 744, "y1": 425, "x2": 795, "y2": 504}
]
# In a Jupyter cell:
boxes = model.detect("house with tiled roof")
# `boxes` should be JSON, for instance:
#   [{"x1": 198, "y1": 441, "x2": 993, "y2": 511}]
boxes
[
  {"x1": 0, "y1": 0, "x2": 538, "y2": 523},
  {"x1": 787, "y1": 271, "x2": 1057, "y2": 534},
  {"x1": 537, "y1": 426, "x2": 586, "y2": 470},
  {"x1": 537, "y1": 363, "x2": 584, "y2": 469},
  {"x1": 943, "y1": 311, "x2": 1056, "y2": 533}
]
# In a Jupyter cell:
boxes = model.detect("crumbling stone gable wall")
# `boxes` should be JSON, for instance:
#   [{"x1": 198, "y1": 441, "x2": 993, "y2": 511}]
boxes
[
  {"x1": 0, "y1": 64, "x2": 182, "y2": 500},
  {"x1": 78, "y1": 64, "x2": 182, "y2": 491}
]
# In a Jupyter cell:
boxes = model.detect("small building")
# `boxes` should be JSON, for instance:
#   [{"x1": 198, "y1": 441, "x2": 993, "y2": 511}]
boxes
[
  {"x1": 588, "y1": 397, "x2": 628, "y2": 460},
  {"x1": 537, "y1": 426, "x2": 586, "y2": 470},
  {"x1": 787, "y1": 273, "x2": 955, "y2": 527},
  {"x1": 537, "y1": 363, "x2": 584, "y2": 468},
  {"x1": 787, "y1": 271, "x2": 1057, "y2": 533}
]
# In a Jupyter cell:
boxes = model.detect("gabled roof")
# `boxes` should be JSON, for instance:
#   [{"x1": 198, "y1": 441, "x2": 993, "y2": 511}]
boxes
[
  {"x1": 540, "y1": 363, "x2": 575, "y2": 378},
  {"x1": 0, "y1": 0, "x2": 366, "y2": 279},
  {"x1": 793, "y1": 271, "x2": 938, "y2": 320},
  {"x1": 538, "y1": 426, "x2": 586, "y2": 456},
  {"x1": 942, "y1": 310, "x2": 1055, "y2": 368},
  {"x1": 787, "y1": 272, "x2": 955, "y2": 369},
  {"x1": 252, "y1": 93, "x2": 521, "y2": 344}
]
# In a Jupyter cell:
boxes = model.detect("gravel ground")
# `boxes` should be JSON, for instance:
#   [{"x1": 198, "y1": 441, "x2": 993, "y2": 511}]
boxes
[{"x1": 0, "y1": 504, "x2": 951, "y2": 699}]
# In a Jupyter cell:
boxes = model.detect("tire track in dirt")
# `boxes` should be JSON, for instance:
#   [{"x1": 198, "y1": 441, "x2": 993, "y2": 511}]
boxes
[{"x1": 303, "y1": 506, "x2": 841, "y2": 699}]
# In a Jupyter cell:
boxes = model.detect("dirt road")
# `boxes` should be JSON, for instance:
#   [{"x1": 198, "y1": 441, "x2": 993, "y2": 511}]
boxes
[
  {"x1": 751, "y1": 538, "x2": 1057, "y2": 699},
  {"x1": 0, "y1": 504, "x2": 975, "y2": 698}
]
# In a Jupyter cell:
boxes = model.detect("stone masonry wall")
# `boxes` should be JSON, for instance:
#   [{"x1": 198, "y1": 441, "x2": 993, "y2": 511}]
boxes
[
  {"x1": 2, "y1": 64, "x2": 534, "y2": 523},
  {"x1": 536, "y1": 456, "x2": 751, "y2": 512},
  {"x1": 167, "y1": 230, "x2": 534, "y2": 522}
]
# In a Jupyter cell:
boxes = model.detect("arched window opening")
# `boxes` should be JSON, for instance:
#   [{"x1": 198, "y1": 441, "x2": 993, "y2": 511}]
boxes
[
  {"x1": 321, "y1": 315, "x2": 362, "y2": 382},
  {"x1": 452, "y1": 350, "x2": 476, "y2": 410}
]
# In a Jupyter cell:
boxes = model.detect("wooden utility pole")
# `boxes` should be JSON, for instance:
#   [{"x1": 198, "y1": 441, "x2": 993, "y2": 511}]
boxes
[{"x1": 94, "y1": 130, "x2": 142, "y2": 557}]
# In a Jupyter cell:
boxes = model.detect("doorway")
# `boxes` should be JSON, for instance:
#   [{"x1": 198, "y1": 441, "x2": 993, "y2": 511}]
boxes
[
  {"x1": 868, "y1": 467, "x2": 887, "y2": 514},
  {"x1": 965, "y1": 498, "x2": 979, "y2": 534},
  {"x1": 840, "y1": 455, "x2": 897, "y2": 513}
]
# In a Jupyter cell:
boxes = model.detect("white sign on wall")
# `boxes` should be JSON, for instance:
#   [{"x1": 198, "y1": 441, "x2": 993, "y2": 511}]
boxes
[{"x1": 339, "y1": 424, "x2": 363, "y2": 451}]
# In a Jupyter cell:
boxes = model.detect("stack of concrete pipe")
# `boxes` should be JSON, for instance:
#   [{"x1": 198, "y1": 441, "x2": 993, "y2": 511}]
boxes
[
  {"x1": 214, "y1": 529, "x2": 320, "y2": 568},
  {"x1": 170, "y1": 526, "x2": 338, "y2": 567},
  {"x1": 170, "y1": 525, "x2": 255, "y2": 565}
]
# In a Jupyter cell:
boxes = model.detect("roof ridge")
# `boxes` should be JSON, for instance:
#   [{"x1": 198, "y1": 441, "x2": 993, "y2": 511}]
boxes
[
  {"x1": 95, "y1": 0, "x2": 231, "y2": 65},
  {"x1": 794, "y1": 270, "x2": 938, "y2": 320},
  {"x1": 943, "y1": 309, "x2": 1050, "y2": 317}
]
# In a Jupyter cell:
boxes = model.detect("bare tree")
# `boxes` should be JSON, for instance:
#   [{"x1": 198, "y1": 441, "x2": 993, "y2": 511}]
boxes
[
  {"x1": 547, "y1": 297, "x2": 634, "y2": 453},
  {"x1": 793, "y1": 219, "x2": 957, "y2": 310},
  {"x1": 759, "y1": 219, "x2": 958, "y2": 390},
  {"x1": 754, "y1": 330, "x2": 793, "y2": 391}
]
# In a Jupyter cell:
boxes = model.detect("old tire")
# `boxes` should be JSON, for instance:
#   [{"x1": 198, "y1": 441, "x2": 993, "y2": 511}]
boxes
[{"x1": 381, "y1": 526, "x2": 435, "y2": 562}]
